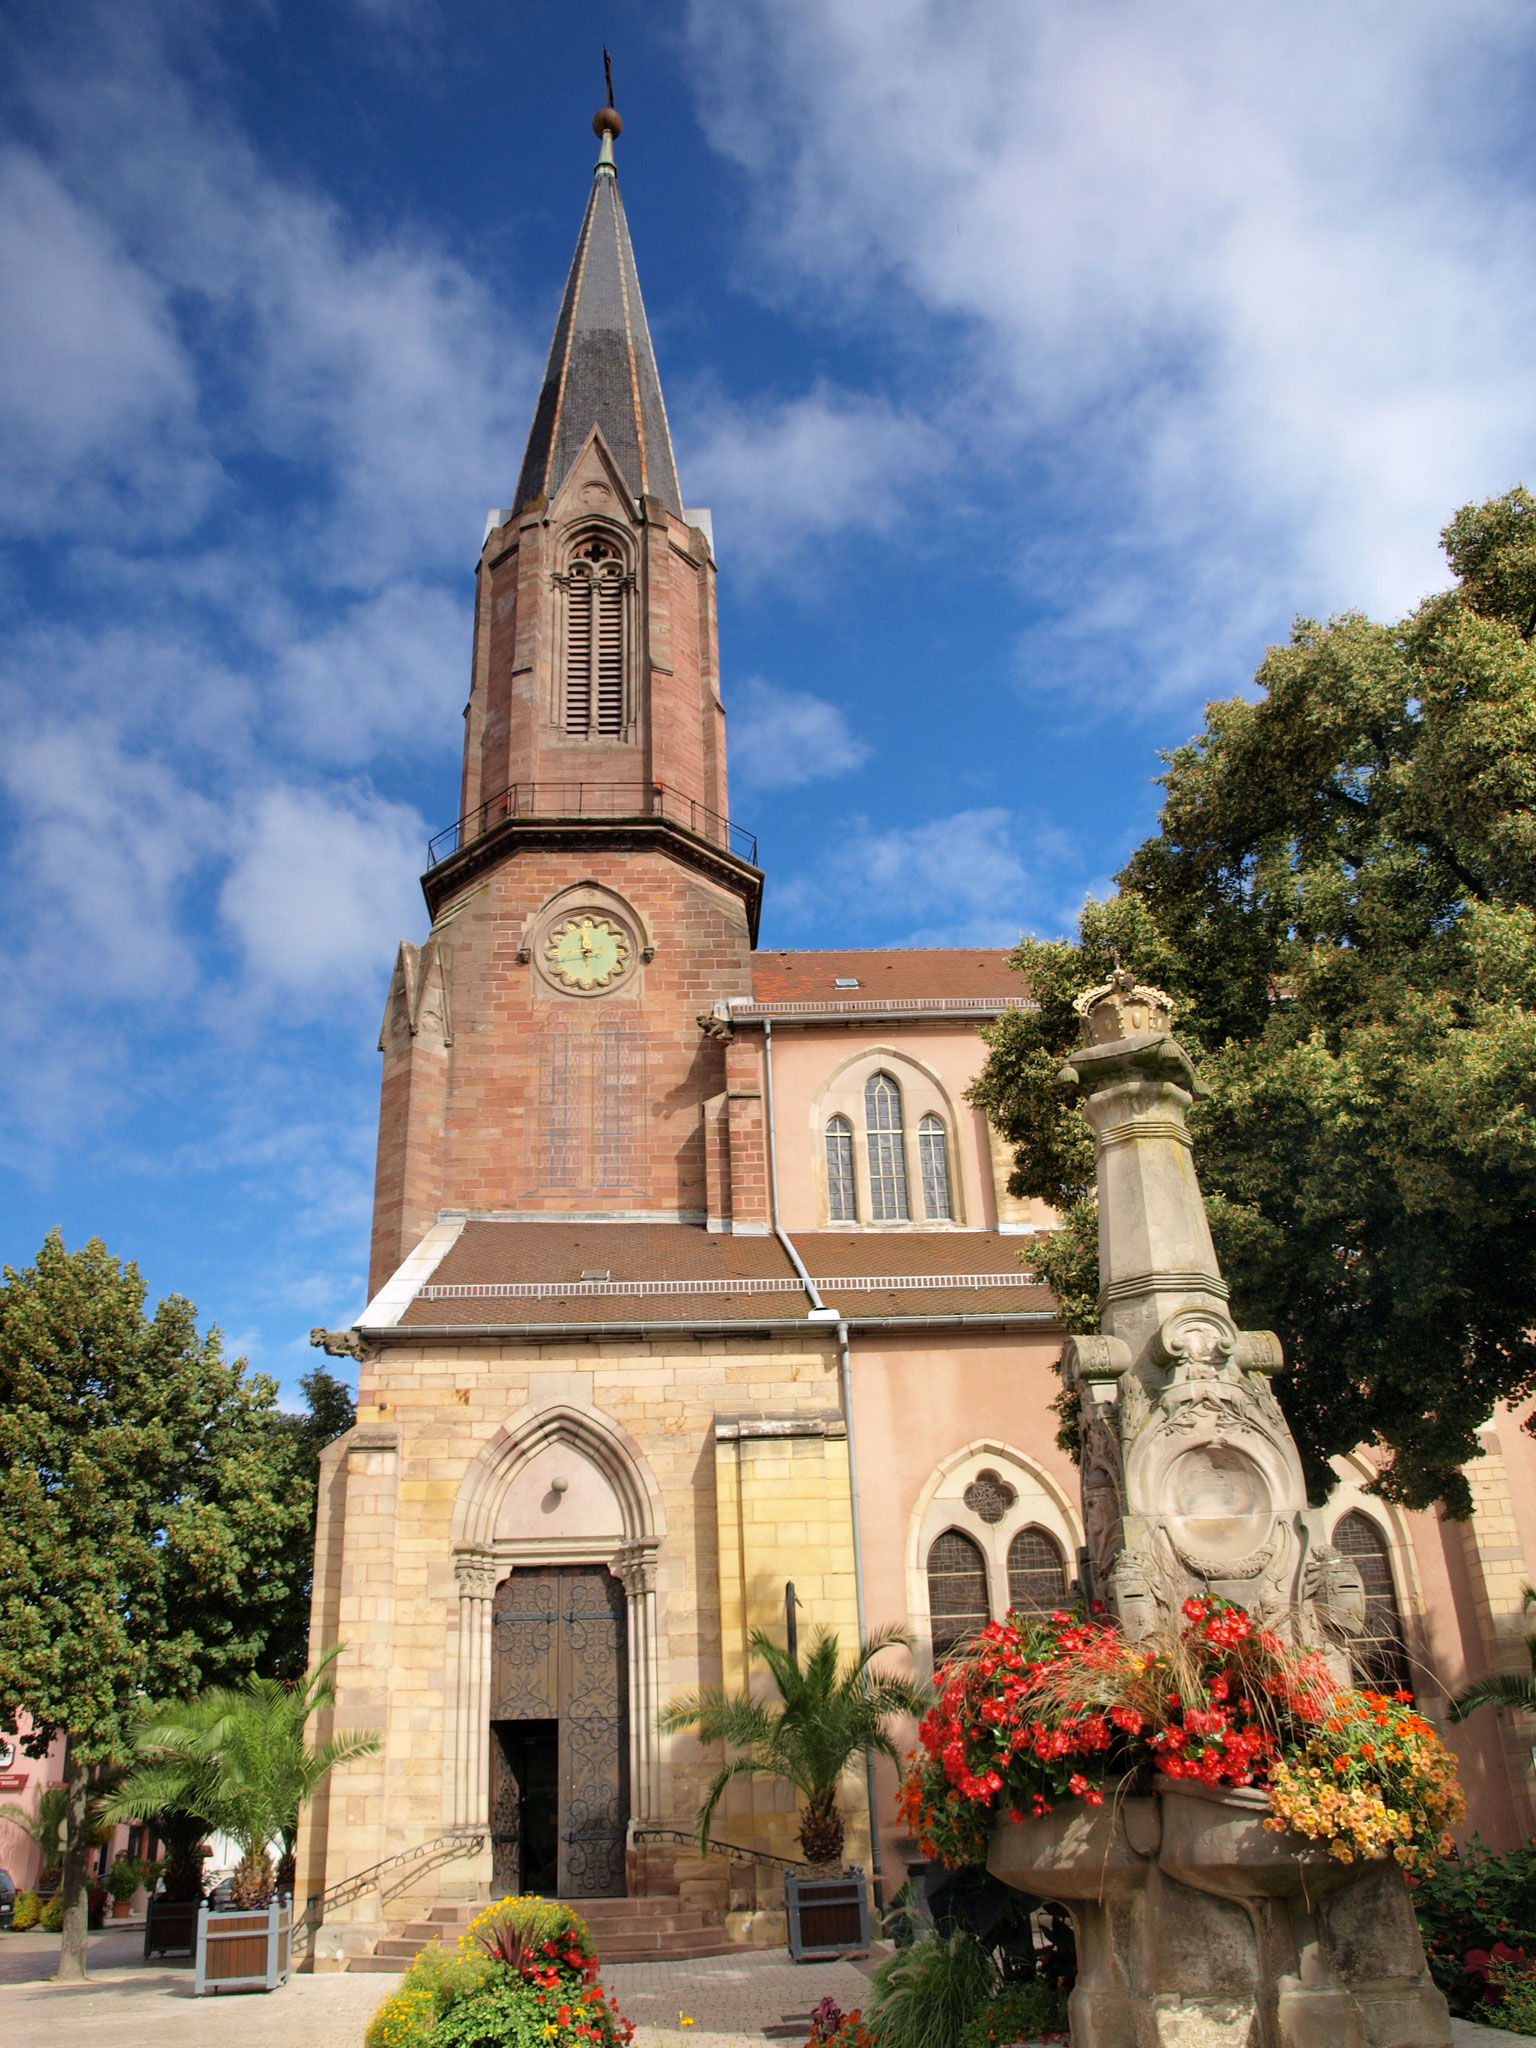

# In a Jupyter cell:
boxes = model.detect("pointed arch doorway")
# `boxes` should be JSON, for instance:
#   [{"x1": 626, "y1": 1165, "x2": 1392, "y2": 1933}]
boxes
[{"x1": 490, "y1": 1565, "x2": 629, "y2": 1898}]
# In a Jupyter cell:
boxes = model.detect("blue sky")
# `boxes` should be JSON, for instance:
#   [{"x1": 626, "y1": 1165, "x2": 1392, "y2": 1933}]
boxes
[{"x1": 5, "y1": 0, "x2": 1536, "y2": 1402}]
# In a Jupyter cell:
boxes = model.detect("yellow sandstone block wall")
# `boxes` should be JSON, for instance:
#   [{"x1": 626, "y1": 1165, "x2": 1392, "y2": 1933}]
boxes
[{"x1": 710, "y1": 1413, "x2": 869, "y2": 1868}]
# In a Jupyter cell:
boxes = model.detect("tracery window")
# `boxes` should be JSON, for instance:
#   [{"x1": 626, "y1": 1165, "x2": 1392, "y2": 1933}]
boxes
[
  {"x1": 927, "y1": 1528, "x2": 989, "y2": 1661},
  {"x1": 918, "y1": 1113, "x2": 953, "y2": 1221},
  {"x1": 1007, "y1": 1526, "x2": 1068, "y2": 1614},
  {"x1": 564, "y1": 536, "x2": 626, "y2": 738},
  {"x1": 1332, "y1": 1511, "x2": 1411, "y2": 1694},
  {"x1": 865, "y1": 1072, "x2": 910, "y2": 1222},
  {"x1": 825, "y1": 1115, "x2": 857, "y2": 1223}
]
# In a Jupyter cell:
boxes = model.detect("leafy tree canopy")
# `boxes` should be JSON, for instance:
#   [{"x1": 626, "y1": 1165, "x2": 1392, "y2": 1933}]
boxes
[{"x1": 972, "y1": 488, "x2": 1536, "y2": 1518}]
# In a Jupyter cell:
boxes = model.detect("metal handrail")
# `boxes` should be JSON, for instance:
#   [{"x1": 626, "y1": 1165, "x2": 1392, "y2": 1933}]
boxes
[
  {"x1": 304, "y1": 1829, "x2": 486, "y2": 1919},
  {"x1": 630, "y1": 1824, "x2": 806, "y2": 1874},
  {"x1": 427, "y1": 782, "x2": 758, "y2": 868}
]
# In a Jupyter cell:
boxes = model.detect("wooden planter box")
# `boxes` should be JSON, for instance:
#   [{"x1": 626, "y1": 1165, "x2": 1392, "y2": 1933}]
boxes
[
  {"x1": 783, "y1": 1870, "x2": 869, "y2": 1962},
  {"x1": 193, "y1": 1898, "x2": 291, "y2": 1995},
  {"x1": 144, "y1": 1894, "x2": 199, "y2": 1959}
]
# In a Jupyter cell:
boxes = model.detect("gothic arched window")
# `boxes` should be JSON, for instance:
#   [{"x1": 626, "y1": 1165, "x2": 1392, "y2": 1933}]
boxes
[
  {"x1": 927, "y1": 1528, "x2": 989, "y2": 1662},
  {"x1": 1333, "y1": 1511, "x2": 1411, "y2": 1694},
  {"x1": 865, "y1": 1072, "x2": 909, "y2": 1221},
  {"x1": 1007, "y1": 1526, "x2": 1067, "y2": 1615},
  {"x1": 825, "y1": 1115, "x2": 857, "y2": 1223},
  {"x1": 564, "y1": 536, "x2": 626, "y2": 738},
  {"x1": 918, "y1": 1113, "x2": 953, "y2": 1220}
]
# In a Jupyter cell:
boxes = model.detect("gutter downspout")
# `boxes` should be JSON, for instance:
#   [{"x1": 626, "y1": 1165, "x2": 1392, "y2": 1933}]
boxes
[
  {"x1": 761, "y1": 1021, "x2": 880, "y2": 1909},
  {"x1": 839, "y1": 1315, "x2": 883, "y2": 1915}
]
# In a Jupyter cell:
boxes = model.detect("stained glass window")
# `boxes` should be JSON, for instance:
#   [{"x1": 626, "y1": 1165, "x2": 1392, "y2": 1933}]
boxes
[
  {"x1": 927, "y1": 1529, "x2": 990, "y2": 1661},
  {"x1": 1333, "y1": 1511, "x2": 1411, "y2": 1694},
  {"x1": 825, "y1": 1115, "x2": 857, "y2": 1222},
  {"x1": 865, "y1": 1072, "x2": 909, "y2": 1222},
  {"x1": 1007, "y1": 1527, "x2": 1067, "y2": 1614},
  {"x1": 919, "y1": 1114, "x2": 953, "y2": 1220}
]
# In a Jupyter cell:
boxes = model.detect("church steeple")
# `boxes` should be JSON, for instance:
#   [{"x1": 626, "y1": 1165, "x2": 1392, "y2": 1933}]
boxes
[
  {"x1": 437, "y1": 88, "x2": 757, "y2": 957},
  {"x1": 512, "y1": 92, "x2": 682, "y2": 518}
]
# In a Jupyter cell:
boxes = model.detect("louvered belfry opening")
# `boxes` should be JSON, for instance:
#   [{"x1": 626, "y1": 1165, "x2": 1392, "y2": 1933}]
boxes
[{"x1": 564, "y1": 537, "x2": 626, "y2": 738}]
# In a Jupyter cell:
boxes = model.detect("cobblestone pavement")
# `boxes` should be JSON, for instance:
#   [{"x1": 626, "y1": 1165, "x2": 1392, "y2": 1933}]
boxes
[
  {"x1": 6, "y1": 1933, "x2": 1515, "y2": 2048},
  {"x1": 0, "y1": 1934, "x2": 874, "y2": 2048}
]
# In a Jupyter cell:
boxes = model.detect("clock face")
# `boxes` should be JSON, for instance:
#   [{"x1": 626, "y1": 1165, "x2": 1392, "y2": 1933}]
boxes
[{"x1": 546, "y1": 915, "x2": 631, "y2": 991}]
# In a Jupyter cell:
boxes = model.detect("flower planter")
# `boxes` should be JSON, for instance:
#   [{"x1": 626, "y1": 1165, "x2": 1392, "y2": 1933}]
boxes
[
  {"x1": 144, "y1": 1894, "x2": 199, "y2": 1959},
  {"x1": 783, "y1": 1869, "x2": 869, "y2": 1962},
  {"x1": 989, "y1": 1786, "x2": 1451, "y2": 2048},
  {"x1": 112, "y1": 1900, "x2": 132, "y2": 1919},
  {"x1": 192, "y1": 1897, "x2": 291, "y2": 1995}
]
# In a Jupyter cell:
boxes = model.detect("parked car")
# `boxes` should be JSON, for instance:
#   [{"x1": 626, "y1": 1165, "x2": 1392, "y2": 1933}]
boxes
[{"x1": 0, "y1": 1871, "x2": 15, "y2": 1929}]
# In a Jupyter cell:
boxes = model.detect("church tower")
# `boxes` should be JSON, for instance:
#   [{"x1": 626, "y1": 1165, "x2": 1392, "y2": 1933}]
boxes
[{"x1": 369, "y1": 99, "x2": 761, "y2": 1293}]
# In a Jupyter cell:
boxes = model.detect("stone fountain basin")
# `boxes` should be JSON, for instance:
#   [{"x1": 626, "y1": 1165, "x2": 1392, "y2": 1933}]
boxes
[
  {"x1": 1157, "y1": 1776, "x2": 1371, "y2": 1903},
  {"x1": 986, "y1": 1777, "x2": 1375, "y2": 1906},
  {"x1": 987, "y1": 1784, "x2": 1160, "y2": 1899}
]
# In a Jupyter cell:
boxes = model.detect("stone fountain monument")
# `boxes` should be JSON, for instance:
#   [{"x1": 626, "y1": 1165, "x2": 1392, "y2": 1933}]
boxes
[{"x1": 987, "y1": 973, "x2": 1452, "y2": 2048}]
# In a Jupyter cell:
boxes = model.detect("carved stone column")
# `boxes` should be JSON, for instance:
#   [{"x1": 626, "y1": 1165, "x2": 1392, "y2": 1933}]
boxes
[
  {"x1": 611, "y1": 1539, "x2": 661, "y2": 1820},
  {"x1": 1056, "y1": 972, "x2": 1364, "y2": 1644},
  {"x1": 450, "y1": 1548, "x2": 496, "y2": 1830}
]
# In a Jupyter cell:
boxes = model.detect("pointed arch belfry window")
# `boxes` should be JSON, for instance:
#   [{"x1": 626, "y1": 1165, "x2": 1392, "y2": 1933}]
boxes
[
  {"x1": 563, "y1": 535, "x2": 628, "y2": 738},
  {"x1": 865, "y1": 1071, "x2": 909, "y2": 1221}
]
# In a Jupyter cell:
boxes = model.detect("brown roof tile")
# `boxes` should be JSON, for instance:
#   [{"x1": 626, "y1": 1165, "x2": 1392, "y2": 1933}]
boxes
[
  {"x1": 389, "y1": 1221, "x2": 1054, "y2": 1330},
  {"x1": 750, "y1": 949, "x2": 1019, "y2": 1003}
]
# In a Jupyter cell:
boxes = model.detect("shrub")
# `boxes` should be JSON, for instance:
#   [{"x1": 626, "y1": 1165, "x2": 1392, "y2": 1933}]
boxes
[
  {"x1": 958, "y1": 1981, "x2": 1070, "y2": 2046},
  {"x1": 365, "y1": 1942, "x2": 490, "y2": 2048},
  {"x1": 106, "y1": 1858, "x2": 144, "y2": 1903},
  {"x1": 366, "y1": 1900, "x2": 633, "y2": 2048},
  {"x1": 1485, "y1": 1958, "x2": 1536, "y2": 2035},
  {"x1": 1412, "y1": 1836, "x2": 1536, "y2": 2018},
  {"x1": 11, "y1": 1891, "x2": 40, "y2": 1932},
  {"x1": 460, "y1": 1896, "x2": 596, "y2": 1978},
  {"x1": 867, "y1": 1931, "x2": 1000, "y2": 2048},
  {"x1": 39, "y1": 1893, "x2": 63, "y2": 1932}
]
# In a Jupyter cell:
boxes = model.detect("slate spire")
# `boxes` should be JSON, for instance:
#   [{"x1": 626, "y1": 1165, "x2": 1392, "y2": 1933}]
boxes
[{"x1": 513, "y1": 89, "x2": 683, "y2": 518}]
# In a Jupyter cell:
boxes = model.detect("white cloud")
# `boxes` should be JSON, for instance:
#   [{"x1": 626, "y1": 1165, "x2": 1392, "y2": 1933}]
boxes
[
  {"x1": 727, "y1": 676, "x2": 869, "y2": 789},
  {"x1": 0, "y1": 719, "x2": 218, "y2": 1000},
  {"x1": 678, "y1": 385, "x2": 945, "y2": 572},
  {"x1": 772, "y1": 806, "x2": 1076, "y2": 944},
  {"x1": 0, "y1": 147, "x2": 216, "y2": 539},
  {"x1": 268, "y1": 584, "x2": 469, "y2": 762},
  {"x1": 687, "y1": 0, "x2": 1536, "y2": 701},
  {"x1": 218, "y1": 786, "x2": 427, "y2": 1001}
]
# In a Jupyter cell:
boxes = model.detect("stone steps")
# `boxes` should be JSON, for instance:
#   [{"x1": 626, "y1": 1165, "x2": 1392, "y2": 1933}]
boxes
[{"x1": 348, "y1": 1896, "x2": 741, "y2": 1972}]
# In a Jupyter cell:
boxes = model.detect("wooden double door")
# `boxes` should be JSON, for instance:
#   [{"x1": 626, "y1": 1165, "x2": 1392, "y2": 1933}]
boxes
[{"x1": 490, "y1": 1566, "x2": 629, "y2": 1898}]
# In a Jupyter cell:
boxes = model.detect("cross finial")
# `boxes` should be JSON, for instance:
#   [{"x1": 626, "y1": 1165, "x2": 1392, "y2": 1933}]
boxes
[{"x1": 593, "y1": 47, "x2": 623, "y2": 167}]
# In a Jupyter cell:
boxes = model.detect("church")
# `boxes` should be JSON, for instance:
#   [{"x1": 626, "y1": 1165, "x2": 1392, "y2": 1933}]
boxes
[{"x1": 297, "y1": 99, "x2": 1536, "y2": 1969}]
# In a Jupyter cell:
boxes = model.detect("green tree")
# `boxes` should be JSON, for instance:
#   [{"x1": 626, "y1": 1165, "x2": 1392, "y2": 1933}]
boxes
[
  {"x1": 0, "y1": 1231, "x2": 313, "y2": 1977},
  {"x1": 659, "y1": 1625, "x2": 926, "y2": 1866},
  {"x1": 257, "y1": 1365, "x2": 356, "y2": 1680},
  {"x1": 972, "y1": 488, "x2": 1536, "y2": 1516},
  {"x1": 105, "y1": 1646, "x2": 380, "y2": 1904}
]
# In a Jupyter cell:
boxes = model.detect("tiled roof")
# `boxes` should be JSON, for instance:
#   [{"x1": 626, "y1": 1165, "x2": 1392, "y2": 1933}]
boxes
[
  {"x1": 388, "y1": 1220, "x2": 1055, "y2": 1329},
  {"x1": 749, "y1": 950, "x2": 1020, "y2": 1004}
]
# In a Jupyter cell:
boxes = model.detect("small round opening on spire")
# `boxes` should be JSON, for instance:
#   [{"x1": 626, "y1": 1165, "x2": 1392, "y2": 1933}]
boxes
[{"x1": 593, "y1": 104, "x2": 622, "y2": 140}]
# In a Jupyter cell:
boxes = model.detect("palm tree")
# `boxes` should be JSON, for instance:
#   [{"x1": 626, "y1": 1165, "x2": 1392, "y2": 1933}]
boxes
[
  {"x1": 104, "y1": 1646, "x2": 380, "y2": 1906},
  {"x1": 1449, "y1": 1587, "x2": 1536, "y2": 1723},
  {"x1": 660, "y1": 1624, "x2": 927, "y2": 1868},
  {"x1": 0, "y1": 1782, "x2": 113, "y2": 1890}
]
